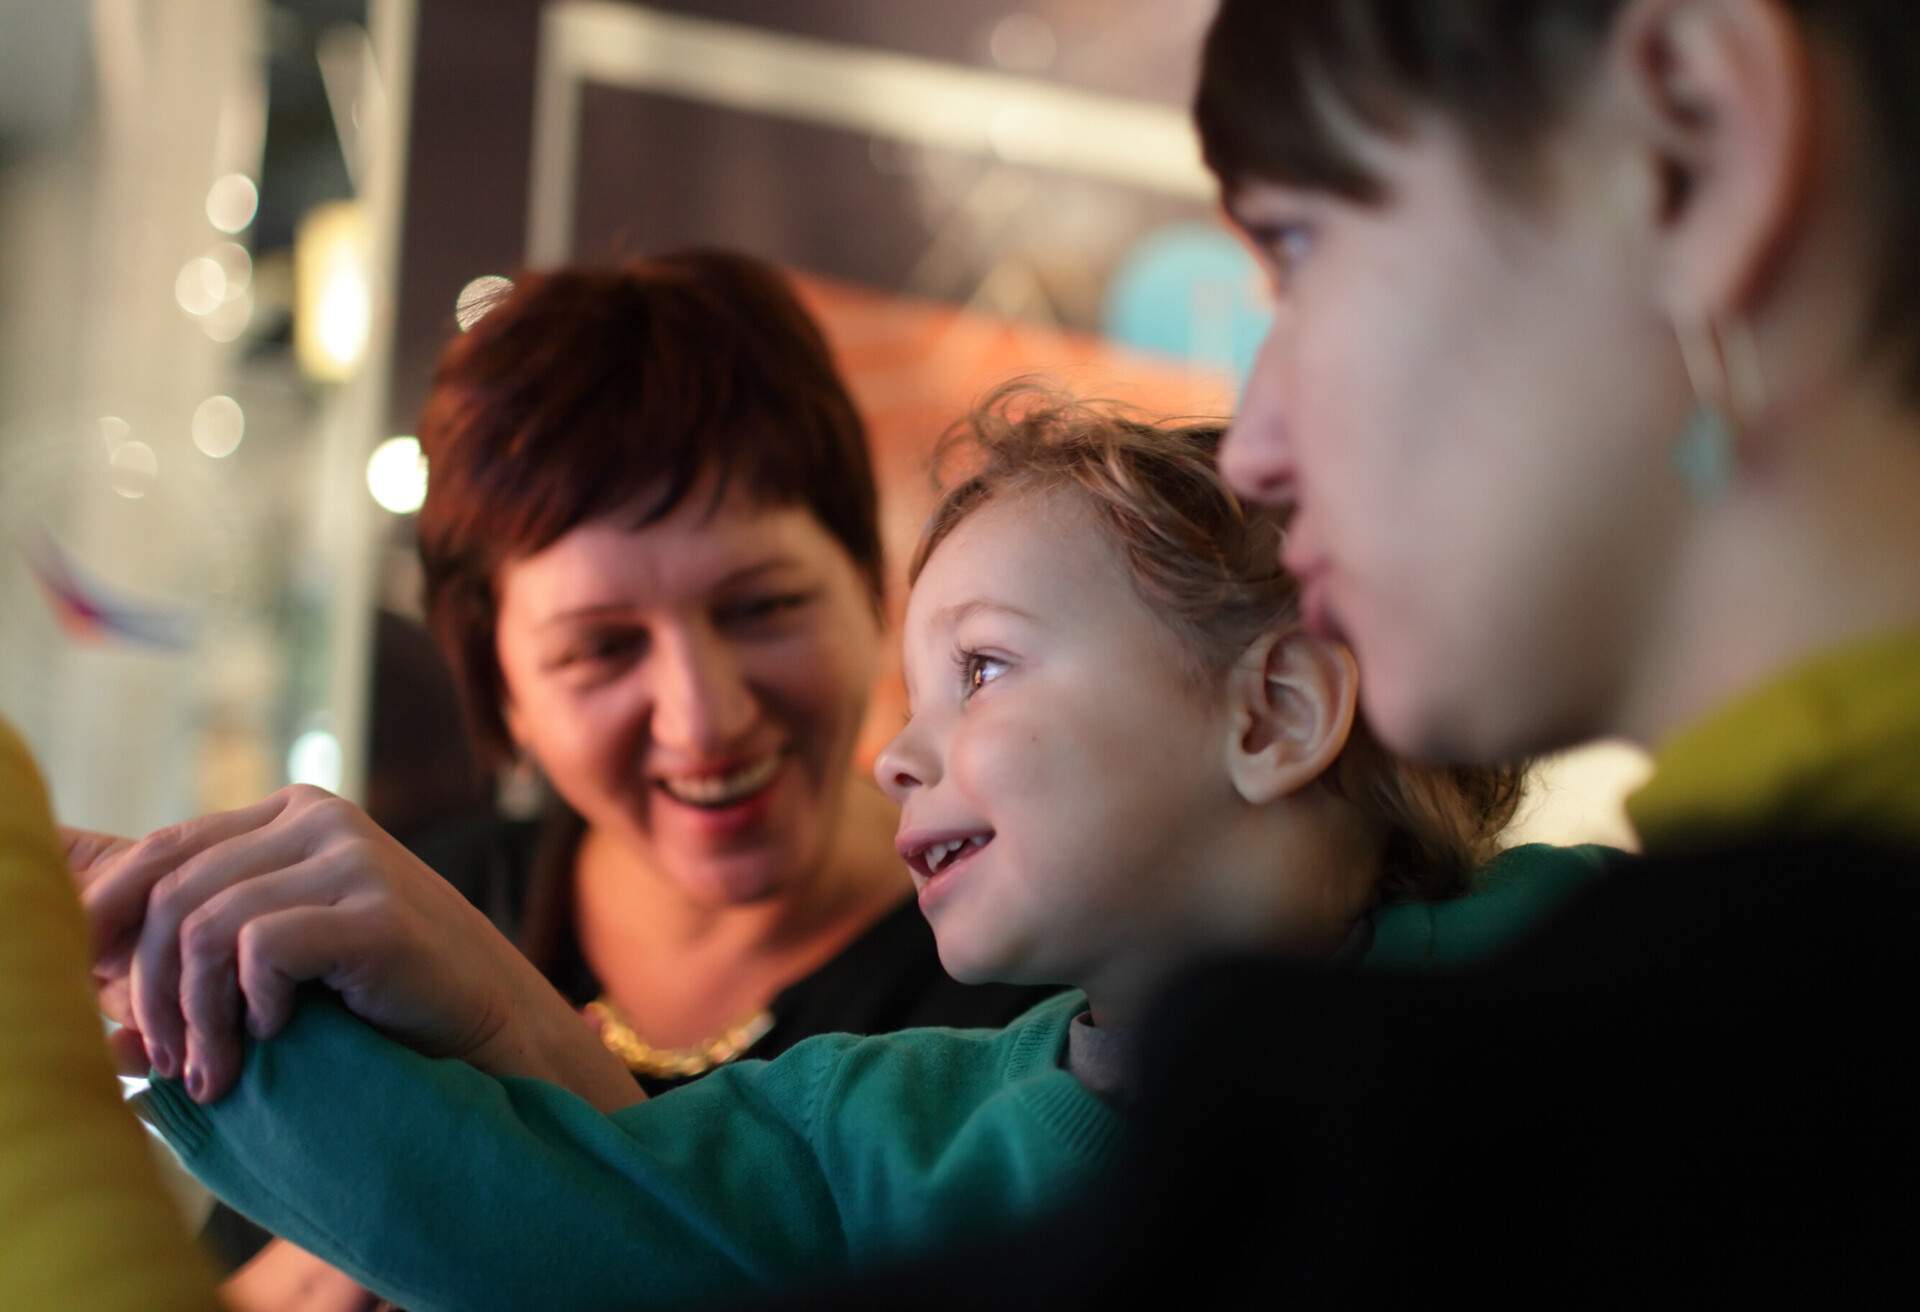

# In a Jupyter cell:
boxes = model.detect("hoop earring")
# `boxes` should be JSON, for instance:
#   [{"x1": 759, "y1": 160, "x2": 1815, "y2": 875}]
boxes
[{"x1": 1672, "y1": 315, "x2": 1766, "y2": 503}]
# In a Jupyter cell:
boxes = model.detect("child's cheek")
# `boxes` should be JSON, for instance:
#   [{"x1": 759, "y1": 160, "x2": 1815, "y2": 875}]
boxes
[{"x1": 945, "y1": 714, "x2": 1049, "y2": 824}]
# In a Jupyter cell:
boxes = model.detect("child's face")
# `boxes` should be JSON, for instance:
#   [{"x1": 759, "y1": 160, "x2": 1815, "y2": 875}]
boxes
[{"x1": 875, "y1": 489, "x2": 1241, "y2": 991}]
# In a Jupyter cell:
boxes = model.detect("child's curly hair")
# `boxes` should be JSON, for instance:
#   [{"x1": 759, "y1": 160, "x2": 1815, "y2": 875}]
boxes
[{"x1": 913, "y1": 380, "x2": 1524, "y2": 905}]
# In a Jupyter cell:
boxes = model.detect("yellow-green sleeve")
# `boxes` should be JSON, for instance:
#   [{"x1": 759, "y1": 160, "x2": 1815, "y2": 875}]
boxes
[{"x1": 0, "y1": 719, "x2": 213, "y2": 1310}]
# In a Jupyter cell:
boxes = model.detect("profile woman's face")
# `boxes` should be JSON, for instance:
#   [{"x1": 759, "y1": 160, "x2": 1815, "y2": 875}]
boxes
[
  {"x1": 491, "y1": 487, "x2": 882, "y2": 907},
  {"x1": 1217, "y1": 112, "x2": 1697, "y2": 763}
]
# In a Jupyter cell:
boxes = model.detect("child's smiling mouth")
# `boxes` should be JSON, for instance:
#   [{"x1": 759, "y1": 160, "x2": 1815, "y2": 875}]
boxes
[{"x1": 898, "y1": 830, "x2": 995, "y2": 883}]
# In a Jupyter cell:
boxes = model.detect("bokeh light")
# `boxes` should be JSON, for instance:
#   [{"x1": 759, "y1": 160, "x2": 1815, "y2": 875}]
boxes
[
  {"x1": 174, "y1": 257, "x2": 227, "y2": 317},
  {"x1": 192, "y1": 395, "x2": 245, "y2": 458},
  {"x1": 287, "y1": 729, "x2": 343, "y2": 791},
  {"x1": 206, "y1": 173, "x2": 260, "y2": 233},
  {"x1": 366, "y1": 435, "x2": 428, "y2": 514},
  {"x1": 109, "y1": 440, "x2": 158, "y2": 499}
]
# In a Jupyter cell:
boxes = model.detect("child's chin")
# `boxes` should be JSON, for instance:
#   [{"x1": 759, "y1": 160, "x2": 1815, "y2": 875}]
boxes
[{"x1": 933, "y1": 940, "x2": 1014, "y2": 987}]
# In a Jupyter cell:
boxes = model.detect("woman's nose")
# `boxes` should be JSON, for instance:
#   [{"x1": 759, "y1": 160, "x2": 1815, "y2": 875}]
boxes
[
  {"x1": 873, "y1": 720, "x2": 937, "y2": 803},
  {"x1": 1218, "y1": 336, "x2": 1296, "y2": 510},
  {"x1": 649, "y1": 629, "x2": 757, "y2": 755}
]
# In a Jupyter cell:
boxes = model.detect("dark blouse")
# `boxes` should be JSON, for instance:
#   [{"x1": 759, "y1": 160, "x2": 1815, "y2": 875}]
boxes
[{"x1": 411, "y1": 802, "x2": 1062, "y2": 1096}]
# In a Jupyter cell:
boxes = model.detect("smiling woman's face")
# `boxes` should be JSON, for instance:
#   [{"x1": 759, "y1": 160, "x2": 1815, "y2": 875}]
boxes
[
  {"x1": 492, "y1": 487, "x2": 882, "y2": 908},
  {"x1": 873, "y1": 490, "x2": 1236, "y2": 989}
]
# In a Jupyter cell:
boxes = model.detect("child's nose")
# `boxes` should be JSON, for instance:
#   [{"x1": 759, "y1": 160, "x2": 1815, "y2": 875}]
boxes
[{"x1": 873, "y1": 723, "x2": 936, "y2": 802}]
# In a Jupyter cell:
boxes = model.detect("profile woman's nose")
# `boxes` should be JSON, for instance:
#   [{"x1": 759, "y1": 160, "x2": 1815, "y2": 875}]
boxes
[{"x1": 1218, "y1": 342, "x2": 1297, "y2": 510}]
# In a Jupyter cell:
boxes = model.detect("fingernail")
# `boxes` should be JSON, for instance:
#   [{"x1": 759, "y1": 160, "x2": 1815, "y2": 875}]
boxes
[
  {"x1": 185, "y1": 1064, "x2": 205, "y2": 1101},
  {"x1": 151, "y1": 1045, "x2": 175, "y2": 1079}
]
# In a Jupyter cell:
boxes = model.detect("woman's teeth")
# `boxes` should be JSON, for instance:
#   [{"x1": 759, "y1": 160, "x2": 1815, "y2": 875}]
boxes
[
  {"x1": 660, "y1": 755, "x2": 781, "y2": 808},
  {"x1": 924, "y1": 835, "x2": 988, "y2": 875}
]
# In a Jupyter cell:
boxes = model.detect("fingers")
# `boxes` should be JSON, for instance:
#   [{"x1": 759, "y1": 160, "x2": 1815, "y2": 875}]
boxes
[
  {"x1": 233, "y1": 905, "x2": 366, "y2": 1044},
  {"x1": 175, "y1": 862, "x2": 344, "y2": 1102},
  {"x1": 82, "y1": 790, "x2": 296, "y2": 970},
  {"x1": 61, "y1": 826, "x2": 135, "y2": 892},
  {"x1": 124, "y1": 811, "x2": 314, "y2": 1081}
]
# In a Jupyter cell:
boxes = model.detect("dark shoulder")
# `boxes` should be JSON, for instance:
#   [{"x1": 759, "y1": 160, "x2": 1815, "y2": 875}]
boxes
[
  {"x1": 404, "y1": 811, "x2": 545, "y2": 928},
  {"x1": 1121, "y1": 832, "x2": 1920, "y2": 1296}
]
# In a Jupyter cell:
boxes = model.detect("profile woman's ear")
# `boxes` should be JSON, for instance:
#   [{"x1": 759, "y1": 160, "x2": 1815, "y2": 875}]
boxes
[
  {"x1": 1608, "y1": 0, "x2": 1813, "y2": 319},
  {"x1": 1223, "y1": 629, "x2": 1360, "y2": 805}
]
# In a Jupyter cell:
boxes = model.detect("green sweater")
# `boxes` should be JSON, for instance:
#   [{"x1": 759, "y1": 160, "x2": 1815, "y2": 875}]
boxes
[{"x1": 138, "y1": 843, "x2": 1608, "y2": 1311}]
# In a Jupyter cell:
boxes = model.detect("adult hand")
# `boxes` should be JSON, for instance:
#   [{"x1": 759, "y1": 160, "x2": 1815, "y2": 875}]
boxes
[{"x1": 68, "y1": 785, "x2": 638, "y2": 1111}]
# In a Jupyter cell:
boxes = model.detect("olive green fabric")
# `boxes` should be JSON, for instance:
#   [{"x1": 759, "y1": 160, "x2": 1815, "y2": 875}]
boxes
[
  {"x1": 0, "y1": 720, "x2": 212, "y2": 1310},
  {"x1": 1629, "y1": 630, "x2": 1920, "y2": 849}
]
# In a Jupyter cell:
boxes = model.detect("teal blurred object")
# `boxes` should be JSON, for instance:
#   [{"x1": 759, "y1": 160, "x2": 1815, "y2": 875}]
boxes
[{"x1": 1101, "y1": 223, "x2": 1271, "y2": 388}]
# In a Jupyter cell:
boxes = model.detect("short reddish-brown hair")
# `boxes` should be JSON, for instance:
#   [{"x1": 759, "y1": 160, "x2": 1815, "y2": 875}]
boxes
[{"x1": 416, "y1": 250, "x2": 883, "y2": 764}]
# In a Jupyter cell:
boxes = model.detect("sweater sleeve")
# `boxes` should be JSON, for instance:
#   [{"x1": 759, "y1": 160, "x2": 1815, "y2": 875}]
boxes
[
  {"x1": 137, "y1": 994, "x2": 854, "y2": 1312},
  {"x1": 0, "y1": 721, "x2": 214, "y2": 1311}
]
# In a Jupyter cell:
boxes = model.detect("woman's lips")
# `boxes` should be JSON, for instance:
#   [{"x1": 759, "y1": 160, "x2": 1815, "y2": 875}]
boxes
[
  {"x1": 654, "y1": 753, "x2": 788, "y2": 837},
  {"x1": 655, "y1": 751, "x2": 783, "y2": 807}
]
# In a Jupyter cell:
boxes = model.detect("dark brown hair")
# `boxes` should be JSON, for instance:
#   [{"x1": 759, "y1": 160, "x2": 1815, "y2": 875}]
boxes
[
  {"x1": 914, "y1": 382, "x2": 1524, "y2": 905},
  {"x1": 417, "y1": 250, "x2": 883, "y2": 764},
  {"x1": 1195, "y1": 0, "x2": 1920, "y2": 389}
]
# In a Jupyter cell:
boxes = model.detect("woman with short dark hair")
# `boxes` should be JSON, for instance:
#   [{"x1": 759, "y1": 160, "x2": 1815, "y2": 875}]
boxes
[{"x1": 202, "y1": 250, "x2": 1055, "y2": 1303}]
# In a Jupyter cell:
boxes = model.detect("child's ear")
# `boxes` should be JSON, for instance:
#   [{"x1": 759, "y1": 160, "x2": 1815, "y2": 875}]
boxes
[{"x1": 1223, "y1": 629, "x2": 1360, "y2": 806}]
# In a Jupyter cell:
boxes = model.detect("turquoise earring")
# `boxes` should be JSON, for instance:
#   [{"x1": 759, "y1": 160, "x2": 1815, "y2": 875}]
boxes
[
  {"x1": 1672, "y1": 316, "x2": 1765, "y2": 505},
  {"x1": 1673, "y1": 403, "x2": 1735, "y2": 502}
]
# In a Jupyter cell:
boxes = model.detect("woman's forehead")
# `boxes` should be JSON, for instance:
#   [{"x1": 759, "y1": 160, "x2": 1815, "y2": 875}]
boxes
[{"x1": 497, "y1": 501, "x2": 833, "y2": 620}]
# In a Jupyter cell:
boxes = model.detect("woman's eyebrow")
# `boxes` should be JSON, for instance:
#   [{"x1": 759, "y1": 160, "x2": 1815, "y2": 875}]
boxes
[{"x1": 534, "y1": 555, "x2": 808, "y2": 629}]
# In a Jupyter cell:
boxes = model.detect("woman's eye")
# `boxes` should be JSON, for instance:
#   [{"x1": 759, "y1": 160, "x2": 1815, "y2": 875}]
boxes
[
  {"x1": 553, "y1": 631, "x2": 642, "y2": 670},
  {"x1": 719, "y1": 592, "x2": 812, "y2": 629},
  {"x1": 1251, "y1": 221, "x2": 1316, "y2": 293},
  {"x1": 961, "y1": 653, "x2": 1008, "y2": 700}
]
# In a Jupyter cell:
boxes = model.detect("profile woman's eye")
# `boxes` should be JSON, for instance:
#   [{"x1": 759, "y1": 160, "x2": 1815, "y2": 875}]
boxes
[
  {"x1": 960, "y1": 652, "x2": 1008, "y2": 701},
  {"x1": 1250, "y1": 220, "x2": 1316, "y2": 294}
]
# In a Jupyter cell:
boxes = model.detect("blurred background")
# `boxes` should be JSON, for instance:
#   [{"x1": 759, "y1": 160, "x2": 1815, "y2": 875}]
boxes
[{"x1": 0, "y1": 0, "x2": 1646, "y2": 850}]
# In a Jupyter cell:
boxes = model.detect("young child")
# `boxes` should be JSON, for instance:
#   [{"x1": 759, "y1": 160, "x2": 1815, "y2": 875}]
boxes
[{"x1": 131, "y1": 387, "x2": 1599, "y2": 1310}]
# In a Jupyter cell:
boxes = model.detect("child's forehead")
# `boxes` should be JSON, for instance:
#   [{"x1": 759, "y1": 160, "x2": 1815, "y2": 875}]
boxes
[{"x1": 907, "y1": 488, "x2": 1128, "y2": 628}]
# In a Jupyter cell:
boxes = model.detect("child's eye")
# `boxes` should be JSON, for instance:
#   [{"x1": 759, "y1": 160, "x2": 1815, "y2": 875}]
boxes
[{"x1": 960, "y1": 652, "x2": 1008, "y2": 701}]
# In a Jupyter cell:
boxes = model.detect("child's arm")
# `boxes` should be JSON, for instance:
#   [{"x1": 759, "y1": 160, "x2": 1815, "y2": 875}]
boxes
[
  {"x1": 134, "y1": 990, "x2": 1109, "y2": 1312},
  {"x1": 137, "y1": 993, "x2": 850, "y2": 1312}
]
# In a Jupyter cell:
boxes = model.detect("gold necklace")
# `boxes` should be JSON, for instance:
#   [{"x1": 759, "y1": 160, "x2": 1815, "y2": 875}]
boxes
[{"x1": 584, "y1": 997, "x2": 776, "y2": 1080}]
